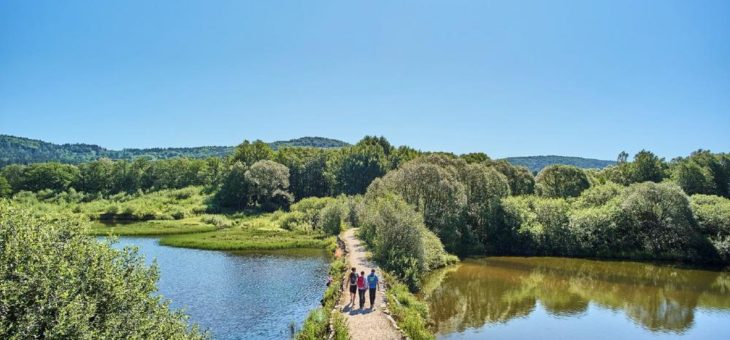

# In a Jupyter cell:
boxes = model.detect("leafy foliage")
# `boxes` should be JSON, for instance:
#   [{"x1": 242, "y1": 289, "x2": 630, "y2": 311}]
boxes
[
  {"x1": 0, "y1": 134, "x2": 348, "y2": 166},
  {"x1": 535, "y1": 165, "x2": 591, "y2": 198},
  {"x1": 0, "y1": 202, "x2": 205, "y2": 339},
  {"x1": 503, "y1": 155, "x2": 615, "y2": 173},
  {"x1": 357, "y1": 193, "x2": 456, "y2": 290},
  {"x1": 691, "y1": 195, "x2": 730, "y2": 261}
]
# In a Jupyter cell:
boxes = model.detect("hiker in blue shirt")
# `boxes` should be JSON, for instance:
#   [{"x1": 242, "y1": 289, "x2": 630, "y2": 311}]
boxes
[{"x1": 366, "y1": 269, "x2": 379, "y2": 309}]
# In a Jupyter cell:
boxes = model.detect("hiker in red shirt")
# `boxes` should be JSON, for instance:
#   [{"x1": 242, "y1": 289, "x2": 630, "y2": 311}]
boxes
[{"x1": 357, "y1": 271, "x2": 367, "y2": 309}]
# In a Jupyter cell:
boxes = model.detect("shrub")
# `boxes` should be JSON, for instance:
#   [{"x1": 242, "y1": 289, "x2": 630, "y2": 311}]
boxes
[
  {"x1": 317, "y1": 202, "x2": 344, "y2": 235},
  {"x1": 201, "y1": 215, "x2": 235, "y2": 229},
  {"x1": 573, "y1": 182, "x2": 624, "y2": 208},
  {"x1": 691, "y1": 194, "x2": 730, "y2": 260},
  {"x1": 278, "y1": 211, "x2": 311, "y2": 232},
  {"x1": 359, "y1": 194, "x2": 428, "y2": 291},
  {"x1": 501, "y1": 195, "x2": 572, "y2": 255},
  {"x1": 0, "y1": 202, "x2": 205, "y2": 339},
  {"x1": 291, "y1": 197, "x2": 338, "y2": 226},
  {"x1": 620, "y1": 182, "x2": 707, "y2": 259},
  {"x1": 535, "y1": 165, "x2": 591, "y2": 198},
  {"x1": 569, "y1": 203, "x2": 629, "y2": 256},
  {"x1": 382, "y1": 272, "x2": 434, "y2": 340}
]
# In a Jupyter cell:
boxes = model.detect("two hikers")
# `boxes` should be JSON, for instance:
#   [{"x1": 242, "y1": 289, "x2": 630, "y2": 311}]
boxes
[{"x1": 347, "y1": 267, "x2": 379, "y2": 310}]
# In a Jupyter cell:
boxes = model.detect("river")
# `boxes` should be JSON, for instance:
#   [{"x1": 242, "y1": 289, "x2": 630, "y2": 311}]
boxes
[
  {"x1": 109, "y1": 237, "x2": 330, "y2": 340},
  {"x1": 420, "y1": 257, "x2": 730, "y2": 339}
]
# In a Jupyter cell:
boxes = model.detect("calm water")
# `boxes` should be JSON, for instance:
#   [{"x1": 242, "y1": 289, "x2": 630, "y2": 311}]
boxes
[
  {"x1": 420, "y1": 257, "x2": 730, "y2": 340},
  {"x1": 109, "y1": 237, "x2": 330, "y2": 340}
]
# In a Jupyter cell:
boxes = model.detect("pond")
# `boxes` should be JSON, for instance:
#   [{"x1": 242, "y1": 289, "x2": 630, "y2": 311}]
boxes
[
  {"x1": 420, "y1": 257, "x2": 730, "y2": 339},
  {"x1": 108, "y1": 237, "x2": 330, "y2": 340}
]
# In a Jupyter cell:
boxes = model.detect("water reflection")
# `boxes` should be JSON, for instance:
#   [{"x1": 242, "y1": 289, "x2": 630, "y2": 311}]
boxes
[
  {"x1": 109, "y1": 237, "x2": 329, "y2": 339},
  {"x1": 420, "y1": 257, "x2": 730, "y2": 337}
]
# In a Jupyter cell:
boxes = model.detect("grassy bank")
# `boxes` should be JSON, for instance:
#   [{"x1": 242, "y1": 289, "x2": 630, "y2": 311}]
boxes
[
  {"x1": 382, "y1": 271, "x2": 434, "y2": 340},
  {"x1": 297, "y1": 240, "x2": 349, "y2": 340},
  {"x1": 160, "y1": 228, "x2": 333, "y2": 250},
  {"x1": 88, "y1": 218, "x2": 217, "y2": 236}
]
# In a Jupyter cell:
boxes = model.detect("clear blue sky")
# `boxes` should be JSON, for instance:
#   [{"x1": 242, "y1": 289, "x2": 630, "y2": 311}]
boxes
[{"x1": 1, "y1": 0, "x2": 728, "y2": 160}]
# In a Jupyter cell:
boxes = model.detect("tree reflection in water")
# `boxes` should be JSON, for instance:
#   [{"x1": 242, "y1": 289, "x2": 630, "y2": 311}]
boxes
[{"x1": 420, "y1": 257, "x2": 730, "y2": 335}]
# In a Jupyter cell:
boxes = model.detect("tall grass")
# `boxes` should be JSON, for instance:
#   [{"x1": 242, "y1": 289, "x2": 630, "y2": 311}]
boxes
[
  {"x1": 382, "y1": 271, "x2": 434, "y2": 340},
  {"x1": 297, "y1": 239, "x2": 349, "y2": 340}
]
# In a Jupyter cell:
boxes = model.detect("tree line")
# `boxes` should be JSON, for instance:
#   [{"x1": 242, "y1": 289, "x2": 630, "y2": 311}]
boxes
[{"x1": 2, "y1": 137, "x2": 729, "y2": 279}]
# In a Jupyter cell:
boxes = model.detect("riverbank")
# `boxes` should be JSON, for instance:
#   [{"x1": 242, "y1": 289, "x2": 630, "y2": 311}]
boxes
[{"x1": 89, "y1": 213, "x2": 337, "y2": 251}]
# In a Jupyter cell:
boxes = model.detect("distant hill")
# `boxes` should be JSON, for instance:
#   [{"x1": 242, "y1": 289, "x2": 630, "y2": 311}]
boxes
[
  {"x1": 0, "y1": 135, "x2": 349, "y2": 166},
  {"x1": 1, "y1": 134, "x2": 614, "y2": 171},
  {"x1": 269, "y1": 137, "x2": 349, "y2": 150},
  {"x1": 502, "y1": 156, "x2": 615, "y2": 173}
]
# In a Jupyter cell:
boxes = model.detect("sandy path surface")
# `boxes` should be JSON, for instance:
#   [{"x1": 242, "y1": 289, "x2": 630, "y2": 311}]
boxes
[{"x1": 337, "y1": 228, "x2": 402, "y2": 340}]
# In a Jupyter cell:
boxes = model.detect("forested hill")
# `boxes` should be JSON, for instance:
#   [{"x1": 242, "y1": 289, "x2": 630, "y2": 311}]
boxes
[
  {"x1": 1, "y1": 134, "x2": 615, "y2": 171},
  {"x1": 503, "y1": 156, "x2": 615, "y2": 173},
  {"x1": 0, "y1": 135, "x2": 349, "y2": 166}
]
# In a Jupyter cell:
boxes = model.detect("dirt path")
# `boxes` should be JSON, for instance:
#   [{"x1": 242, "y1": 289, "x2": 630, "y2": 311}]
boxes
[{"x1": 337, "y1": 228, "x2": 402, "y2": 340}]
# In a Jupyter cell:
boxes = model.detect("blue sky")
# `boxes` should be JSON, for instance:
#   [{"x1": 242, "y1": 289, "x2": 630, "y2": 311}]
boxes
[{"x1": 1, "y1": 0, "x2": 728, "y2": 159}]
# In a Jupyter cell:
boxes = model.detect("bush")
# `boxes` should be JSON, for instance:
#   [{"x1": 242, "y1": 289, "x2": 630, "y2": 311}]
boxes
[
  {"x1": 0, "y1": 202, "x2": 205, "y2": 339},
  {"x1": 291, "y1": 197, "x2": 338, "y2": 226},
  {"x1": 535, "y1": 165, "x2": 591, "y2": 198},
  {"x1": 500, "y1": 195, "x2": 572, "y2": 255},
  {"x1": 422, "y1": 229, "x2": 459, "y2": 270},
  {"x1": 620, "y1": 182, "x2": 707, "y2": 259},
  {"x1": 201, "y1": 215, "x2": 235, "y2": 229},
  {"x1": 573, "y1": 182, "x2": 624, "y2": 208},
  {"x1": 569, "y1": 203, "x2": 629, "y2": 256},
  {"x1": 382, "y1": 272, "x2": 434, "y2": 340},
  {"x1": 278, "y1": 211, "x2": 311, "y2": 232},
  {"x1": 317, "y1": 202, "x2": 344, "y2": 235},
  {"x1": 359, "y1": 194, "x2": 431, "y2": 291},
  {"x1": 691, "y1": 194, "x2": 730, "y2": 260}
]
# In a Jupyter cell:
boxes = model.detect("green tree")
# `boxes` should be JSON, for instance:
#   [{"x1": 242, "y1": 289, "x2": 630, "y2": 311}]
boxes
[
  {"x1": 23, "y1": 162, "x2": 80, "y2": 192},
  {"x1": 356, "y1": 135, "x2": 394, "y2": 155},
  {"x1": 620, "y1": 182, "x2": 707, "y2": 258},
  {"x1": 501, "y1": 195, "x2": 573, "y2": 255},
  {"x1": 274, "y1": 147, "x2": 330, "y2": 199},
  {"x1": 682, "y1": 150, "x2": 730, "y2": 197},
  {"x1": 245, "y1": 160, "x2": 293, "y2": 211},
  {"x1": 317, "y1": 201, "x2": 344, "y2": 235},
  {"x1": 535, "y1": 165, "x2": 591, "y2": 198},
  {"x1": 213, "y1": 161, "x2": 250, "y2": 209},
  {"x1": 0, "y1": 164, "x2": 25, "y2": 193},
  {"x1": 487, "y1": 160, "x2": 535, "y2": 195},
  {"x1": 671, "y1": 161, "x2": 713, "y2": 195},
  {"x1": 631, "y1": 150, "x2": 666, "y2": 183},
  {"x1": 389, "y1": 145, "x2": 421, "y2": 169},
  {"x1": 359, "y1": 194, "x2": 427, "y2": 291},
  {"x1": 369, "y1": 155, "x2": 466, "y2": 252},
  {"x1": 326, "y1": 143, "x2": 388, "y2": 195},
  {"x1": 78, "y1": 158, "x2": 114, "y2": 194},
  {"x1": 0, "y1": 176, "x2": 10, "y2": 198},
  {"x1": 460, "y1": 163, "x2": 510, "y2": 254},
  {"x1": 460, "y1": 152, "x2": 490, "y2": 164},
  {"x1": 232, "y1": 140, "x2": 273, "y2": 166},
  {"x1": 691, "y1": 195, "x2": 730, "y2": 261},
  {"x1": 0, "y1": 202, "x2": 205, "y2": 339}
]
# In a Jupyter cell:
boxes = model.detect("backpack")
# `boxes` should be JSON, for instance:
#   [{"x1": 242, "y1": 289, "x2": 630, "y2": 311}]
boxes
[{"x1": 349, "y1": 273, "x2": 357, "y2": 285}]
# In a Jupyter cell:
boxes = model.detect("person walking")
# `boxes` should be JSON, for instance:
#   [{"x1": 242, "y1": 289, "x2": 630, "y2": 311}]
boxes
[
  {"x1": 366, "y1": 269, "x2": 379, "y2": 309},
  {"x1": 357, "y1": 270, "x2": 367, "y2": 309},
  {"x1": 348, "y1": 267, "x2": 358, "y2": 306}
]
